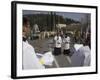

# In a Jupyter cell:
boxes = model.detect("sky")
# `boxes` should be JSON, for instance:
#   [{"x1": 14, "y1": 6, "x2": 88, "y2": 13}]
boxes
[
  {"x1": 56, "y1": 12, "x2": 87, "y2": 21},
  {"x1": 23, "y1": 10, "x2": 90, "y2": 21}
]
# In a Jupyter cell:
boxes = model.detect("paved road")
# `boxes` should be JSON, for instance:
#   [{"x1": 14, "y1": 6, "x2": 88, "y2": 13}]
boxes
[
  {"x1": 28, "y1": 35, "x2": 90, "y2": 68},
  {"x1": 28, "y1": 37, "x2": 74, "y2": 68}
]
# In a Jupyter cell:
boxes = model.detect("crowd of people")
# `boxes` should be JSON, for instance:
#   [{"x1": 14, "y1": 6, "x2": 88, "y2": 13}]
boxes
[
  {"x1": 22, "y1": 17, "x2": 91, "y2": 69},
  {"x1": 53, "y1": 31, "x2": 71, "y2": 56},
  {"x1": 52, "y1": 30, "x2": 91, "y2": 66}
]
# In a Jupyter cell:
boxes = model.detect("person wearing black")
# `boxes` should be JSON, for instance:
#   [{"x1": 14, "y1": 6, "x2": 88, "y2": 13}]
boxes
[
  {"x1": 53, "y1": 32, "x2": 62, "y2": 56},
  {"x1": 63, "y1": 34, "x2": 71, "y2": 55}
]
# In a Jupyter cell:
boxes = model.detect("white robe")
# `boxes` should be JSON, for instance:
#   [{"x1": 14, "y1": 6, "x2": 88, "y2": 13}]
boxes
[
  {"x1": 63, "y1": 36, "x2": 70, "y2": 50},
  {"x1": 54, "y1": 36, "x2": 62, "y2": 48},
  {"x1": 71, "y1": 44, "x2": 91, "y2": 66},
  {"x1": 79, "y1": 46, "x2": 91, "y2": 66},
  {"x1": 22, "y1": 41, "x2": 45, "y2": 69}
]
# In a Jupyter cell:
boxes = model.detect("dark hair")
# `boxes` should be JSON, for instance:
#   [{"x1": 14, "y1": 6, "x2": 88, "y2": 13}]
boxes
[
  {"x1": 23, "y1": 17, "x2": 29, "y2": 26},
  {"x1": 83, "y1": 37, "x2": 91, "y2": 49},
  {"x1": 65, "y1": 34, "x2": 68, "y2": 38}
]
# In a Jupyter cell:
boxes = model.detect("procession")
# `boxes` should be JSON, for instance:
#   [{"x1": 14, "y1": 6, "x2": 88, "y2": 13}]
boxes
[{"x1": 22, "y1": 11, "x2": 91, "y2": 69}]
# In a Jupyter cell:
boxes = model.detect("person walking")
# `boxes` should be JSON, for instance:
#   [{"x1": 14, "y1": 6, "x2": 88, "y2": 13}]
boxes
[
  {"x1": 53, "y1": 32, "x2": 62, "y2": 56},
  {"x1": 63, "y1": 34, "x2": 71, "y2": 55}
]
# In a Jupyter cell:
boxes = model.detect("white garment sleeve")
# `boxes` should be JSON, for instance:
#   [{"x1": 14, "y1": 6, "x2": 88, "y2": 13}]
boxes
[
  {"x1": 67, "y1": 37, "x2": 70, "y2": 43},
  {"x1": 83, "y1": 53, "x2": 91, "y2": 66},
  {"x1": 23, "y1": 42, "x2": 45, "y2": 69}
]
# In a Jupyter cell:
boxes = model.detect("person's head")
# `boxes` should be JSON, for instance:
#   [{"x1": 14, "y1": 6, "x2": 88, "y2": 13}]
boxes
[
  {"x1": 23, "y1": 17, "x2": 30, "y2": 37},
  {"x1": 83, "y1": 37, "x2": 91, "y2": 49},
  {"x1": 65, "y1": 34, "x2": 68, "y2": 38},
  {"x1": 57, "y1": 32, "x2": 60, "y2": 37},
  {"x1": 56, "y1": 30, "x2": 60, "y2": 36}
]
